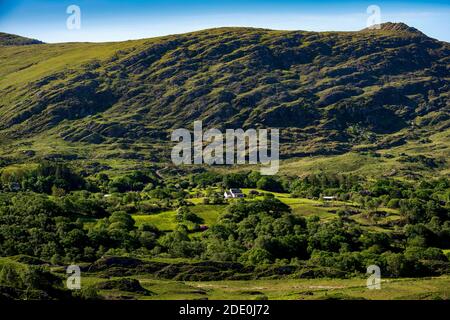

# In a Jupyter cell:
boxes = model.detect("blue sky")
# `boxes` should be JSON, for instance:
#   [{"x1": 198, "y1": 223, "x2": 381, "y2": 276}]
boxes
[{"x1": 0, "y1": 0, "x2": 449, "y2": 42}]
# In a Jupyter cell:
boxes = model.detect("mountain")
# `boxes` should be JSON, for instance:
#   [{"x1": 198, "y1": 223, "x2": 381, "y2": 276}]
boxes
[
  {"x1": 0, "y1": 23, "x2": 448, "y2": 178},
  {"x1": 0, "y1": 32, "x2": 43, "y2": 46},
  {"x1": 360, "y1": 22, "x2": 426, "y2": 35}
]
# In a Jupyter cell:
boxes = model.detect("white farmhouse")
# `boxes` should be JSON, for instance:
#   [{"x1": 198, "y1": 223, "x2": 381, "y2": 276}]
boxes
[{"x1": 224, "y1": 188, "x2": 245, "y2": 199}]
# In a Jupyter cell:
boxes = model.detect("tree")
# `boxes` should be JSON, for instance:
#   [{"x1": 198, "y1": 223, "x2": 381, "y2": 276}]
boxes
[
  {"x1": 240, "y1": 248, "x2": 273, "y2": 265},
  {"x1": 108, "y1": 211, "x2": 135, "y2": 231},
  {"x1": 256, "y1": 176, "x2": 283, "y2": 192},
  {"x1": 176, "y1": 206, "x2": 204, "y2": 224}
]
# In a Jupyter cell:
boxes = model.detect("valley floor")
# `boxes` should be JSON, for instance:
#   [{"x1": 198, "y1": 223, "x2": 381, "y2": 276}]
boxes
[{"x1": 81, "y1": 275, "x2": 450, "y2": 300}]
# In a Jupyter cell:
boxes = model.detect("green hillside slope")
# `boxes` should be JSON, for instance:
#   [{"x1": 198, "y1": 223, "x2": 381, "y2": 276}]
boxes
[
  {"x1": 0, "y1": 23, "x2": 448, "y2": 178},
  {"x1": 0, "y1": 32, "x2": 43, "y2": 46}
]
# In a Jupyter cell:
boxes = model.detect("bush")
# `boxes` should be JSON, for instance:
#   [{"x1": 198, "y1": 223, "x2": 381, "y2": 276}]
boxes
[
  {"x1": 256, "y1": 176, "x2": 284, "y2": 192},
  {"x1": 240, "y1": 248, "x2": 273, "y2": 265}
]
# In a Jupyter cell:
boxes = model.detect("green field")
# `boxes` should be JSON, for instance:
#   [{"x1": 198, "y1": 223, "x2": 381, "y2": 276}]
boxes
[
  {"x1": 129, "y1": 190, "x2": 398, "y2": 234},
  {"x1": 133, "y1": 211, "x2": 178, "y2": 231},
  {"x1": 79, "y1": 275, "x2": 450, "y2": 300}
]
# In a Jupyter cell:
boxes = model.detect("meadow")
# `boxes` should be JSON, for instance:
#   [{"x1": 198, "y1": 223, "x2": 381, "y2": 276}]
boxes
[
  {"x1": 78, "y1": 273, "x2": 450, "y2": 300},
  {"x1": 128, "y1": 188, "x2": 400, "y2": 235}
]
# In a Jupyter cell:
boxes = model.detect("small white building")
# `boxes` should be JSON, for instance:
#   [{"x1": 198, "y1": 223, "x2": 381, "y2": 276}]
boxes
[
  {"x1": 224, "y1": 188, "x2": 245, "y2": 199},
  {"x1": 322, "y1": 196, "x2": 336, "y2": 201}
]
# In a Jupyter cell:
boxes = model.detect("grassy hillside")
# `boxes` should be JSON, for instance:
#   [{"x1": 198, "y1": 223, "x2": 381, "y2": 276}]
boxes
[
  {"x1": 0, "y1": 32, "x2": 43, "y2": 46},
  {"x1": 0, "y1": 23, "x2": 448, "y2": 179}
]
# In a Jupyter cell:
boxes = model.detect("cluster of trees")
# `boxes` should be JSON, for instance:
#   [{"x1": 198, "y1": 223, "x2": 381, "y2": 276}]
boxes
[
  {"x1": 191, "y1": 171, "x2": 285, "y2": 192},
  {"x1": 202, "y1": 197, "x2": 308, "y2": 263},
  {"x1": 0, "y1": 261, "x2": 70, "y2": 300},
  {"x1": 103, "y1": 171, "x2": 159, "y2": 193},
  {"x1": 0, "y1": 190, "x2": 446, "y2": 278},
  {"x1": 0, "y1": 161, "x2": 448, "y2": 278},
  {"x1": 0, "y1": 193, "x2": 161, "y2": 263},
  {"x1": 202, "y1": 188, "x2": 226, "y2": 205},
  {"x1": 157, "y1": 196, "x2": 449, "y2": 277},
  {"x1": 289, "y1": 173, "x2": 362, "y2": 198},
  {"x1": 0, "y1": 258, "x2": 98, "y2": 300},
  {"x1": 0, "y1": 162, "x2": 85, "y2": 194},
  {"x1": 0, "y1": 161, "x2": 165, "y2": 195},
  {"x1": 191, "y1": 172, "x2": 450, "y2": 223}
]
